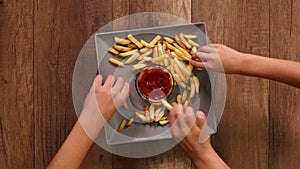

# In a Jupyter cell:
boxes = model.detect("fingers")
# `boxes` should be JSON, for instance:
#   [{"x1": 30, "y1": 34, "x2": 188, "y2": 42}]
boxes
[
  {"x1": 184, "y1": 106, "x2": 196, "y2": 128},
  {"x1": 196, "y1": 111, "x2": 206, "y2": 129},
  {"x1": 189, "y1": 59, "x2": 207, "y2": 69},
  {"x1": 112, "y1": 77, "x2": 125, "y2": 93},
  {"x1": 95, "y1": 75, "x2": 103, "y2": 87},
  {"x1": 120, "y1": 82, "x2": 130, "y2": 99},
  {"x1": 196, "y1": 52, "x2": 210, "y2": 61},
  {"x1": 198, "y1": 45, "x2": 215, "y2": 53},
  {"x1": 103, "y1": 74, "x2": 115, "y2": 87}
]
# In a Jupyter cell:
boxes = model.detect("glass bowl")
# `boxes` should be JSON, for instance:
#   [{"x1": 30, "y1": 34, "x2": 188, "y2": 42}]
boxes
[{"x1": 135, "y1": 65, "x2": 174, "y2": 103}]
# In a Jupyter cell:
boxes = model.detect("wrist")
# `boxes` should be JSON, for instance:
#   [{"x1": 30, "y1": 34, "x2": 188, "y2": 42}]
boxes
[
  {"x1": 78, "y1": 109, "x2": 106, "y2": 140},
  {"x1": 233, "y1": 52, "x2": 249, "y2": 74}
]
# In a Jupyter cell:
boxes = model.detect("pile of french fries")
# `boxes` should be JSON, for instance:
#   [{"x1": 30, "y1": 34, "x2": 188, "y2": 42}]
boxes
[{"x1": 106, "y1": 32, "x2": 201, "y2": 132}]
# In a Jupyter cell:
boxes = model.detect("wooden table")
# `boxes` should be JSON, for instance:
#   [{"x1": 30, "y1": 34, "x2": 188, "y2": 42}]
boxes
[{"x1": 1, "y1": 0, "x2": 299, "y2": 168}]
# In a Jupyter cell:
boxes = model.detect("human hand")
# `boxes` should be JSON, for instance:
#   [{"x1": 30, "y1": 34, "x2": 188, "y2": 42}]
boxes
[
  {"x1": 81, "y1": 74, "x2": 130, "y2": 122},
  {"x1": 94, "y1": 74, "x2": 130, "y2": 121},
  {"x1": 190, "y1": 44, "x2": 243, "y2": 74},
  {"x1": 169, "y1": 105, "x2": 212, "y2": 162}
]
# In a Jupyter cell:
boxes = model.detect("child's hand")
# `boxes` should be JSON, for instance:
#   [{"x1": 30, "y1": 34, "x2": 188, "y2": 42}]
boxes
[
  {"x1": 81, "y1": 75, "x2": 130, "y2": 122},
  {"x1": 169, "y1": 105, "x2": 230, "y2": 169},
  {"x1": 190, "y1": 44, "x2": 243, "y2": 74},
  {"x1": 94, "y1": 74, "x2": 130, "y2": 121},
  {"x1": 169, "y1": 105, "x2": 212, "y2": 162}
]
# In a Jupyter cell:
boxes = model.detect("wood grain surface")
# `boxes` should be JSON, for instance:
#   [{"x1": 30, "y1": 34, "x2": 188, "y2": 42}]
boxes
[
  {"x1": 0, "y1": 0, "x2": 34, "y2": 168},
  {"x1": 192, "y1": 0, "x2": 270, "y2": 168},
  {"x1": 269, "y1": 0, "x2": 300, "y2": 169},
  {"x1": 0, "y1": 0, "x2": 299, "y2": 168}
]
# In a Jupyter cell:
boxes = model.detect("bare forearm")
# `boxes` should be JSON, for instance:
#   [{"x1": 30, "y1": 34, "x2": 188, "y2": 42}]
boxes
[
  {"x1": 47, "y1": 120, "x2": 97, "y2": 169},
  {"x1": 48, "y1": 110, "x2": 105, "y2": 169},
  {"x1": 237, "y1": 53, "x2": 300, "y2": 88}
]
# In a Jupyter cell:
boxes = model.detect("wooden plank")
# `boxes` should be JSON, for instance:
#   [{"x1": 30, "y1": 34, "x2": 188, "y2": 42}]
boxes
[
  {"x1": 0, "y1": 0, "x2": 34, "y2": 168},
  {"x1": 269, "y1": 0, "x2": 300, "y2": 168},
  {"x1": 80, "y1": 0, "x2": 114, "y2": 168},
  {"x1": 33, "y1": 0, "x2": 113, "y2": 168},
  {"x1": 111, "y1": 0, "x2": 192, "y2": 168},
  {"x1": 192, "y1": 0, "x2": 269, "y2": 168}
]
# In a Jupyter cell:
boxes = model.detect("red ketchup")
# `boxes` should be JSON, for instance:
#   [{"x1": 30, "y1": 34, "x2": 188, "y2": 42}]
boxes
[{"x1": 137, "y1": 68, "x2": 172, "y2": 100}]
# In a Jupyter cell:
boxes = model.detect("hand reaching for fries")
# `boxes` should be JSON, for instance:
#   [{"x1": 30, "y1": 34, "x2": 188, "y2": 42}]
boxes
[
  {"x1": 169, "y1": 105, "x2": 230, "y2": 169},
  {"x1": 190, "y1": 44, "x2": 243, "y2": 74}
]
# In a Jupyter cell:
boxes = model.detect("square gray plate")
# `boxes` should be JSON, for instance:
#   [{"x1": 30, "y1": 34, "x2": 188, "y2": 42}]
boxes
[{"x1": 94, "y1": 22, "x2": 212, "y2": 145}]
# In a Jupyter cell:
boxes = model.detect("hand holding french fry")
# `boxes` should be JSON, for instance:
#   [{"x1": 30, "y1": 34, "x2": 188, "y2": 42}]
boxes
[{"x1": 190, "y1": 44, "x2": 243, "y2": 73}]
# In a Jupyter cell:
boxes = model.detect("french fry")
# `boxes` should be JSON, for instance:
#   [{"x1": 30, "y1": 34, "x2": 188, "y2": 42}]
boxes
[
  {"x1": 179, "y1": 32, "x2": 192, "y2": 49},
  {"x1": 173, "y1": 43, "x2": 192, "y2": 60},
  {"x1": 114, "y1": 37, "x2": 131, "y2": 45},
  {"x1": 183, "y1": 100, "x2": 189, "y2": 107},
  {"x1": 150, "y1": 35, "x2": 161, "y2": 46},
  {"x1": 193, "y1": 76, "x2": 200, "y2": 93},
  {"x1": 157, "y1": 42, "x2": 165, "y2": 55},
  {"x1": 155, "y1": 110, "x2": 165, "y2": 122},
  {"x1": 119, "y1": 49, "x2": 138, "y2": 57},
  {"x1": 182, "y1": 89, "x2": 187, "y2": 102},
  {"x1": 139, "y1": 47, "x2": 150, "y2": 53},
  {"x1": 160, "y1": 116, "x2": 168, "y2": 121},
  {"x1": 141, "y1": 40, "x2": 155, "y2": 48},
  {"x1": 161, "y1": 99, "x2": 173, "y2": 110},
  {"x1": 137, "y1": 59, "x2": 146, "y2": 65},
  {"x1": 175, "y1": 34, "x2": 188, "y2": 49},
  {"x1": 128, "y1": 43, "x2": 137, "y2": 48},
  {"x1": 187, "y1": 64, "x2": 194, "y2": 72},
  {"x1": 136, "y1": 112, "x2": 147, "y2": 122},
  {"x1": 171, "y1": 102, "x2": 177, "y2": 106},
  {"x1": 118, "y1": 119, "x2": 127, "y2": 132},
  {"x1": 159, "y1": 120, "x2": 169, "y2": 125},
  {"x1": 174, "y1": 64, "x2": 186, "y2": 82},
  {"x1": 163, "y1": 58, "x2": 169, "y2": 67},
  {"x1": 144, "y1": 105, "x2": 150, "y2": 111},
  {"x1": 153, "y1": 46, "x2": 158, "y2": 57},
  {"x1": 144, "y1": 57, "x2": 152, "y2": 61},
  {"x1": 188, "y1": 39, "x2": 200, "y2": 48},
  {"x1": 128, "y1": 34, "x2": 143, "y2": 48},
  {"x1": 138, "y1": 49, "x2": 152, "y2": 60},
  {"x1": 184, "y1": 34, "x2": 198, "y2": 39},
  {"x1": 151, "y1": 54, "x2": 168, "y2": 63},
  {"x1": 149, "y1": 104, "x2": 155, "y2": 120},
  {"x1": 132, "y1": 63, "x2": 146, "y2": 71},
  {"x1": 174, "y1": 48, "x2": 190, "y2": 61},
  {"x1": 173, "y1": 74, "x2": 186, "y2": 88},
  {"x1": 177, "y1": 94, "x2": 182, "y2": 104},
  {"x1": 114, "y1": 44, "x2": 132, "y2": 52},
  {"x1": 189, "y1": 77, "x2": 195, "y2": 98},
  {"x1": 164, "y1": 37, "x2": 175, "y2": 43},
  {"x1": 109, "y1": 57, "x2": 124, "y2": 67},
  {"x1": 191, "y1": 47, "x2": 198, "y2": 54},
  {"x1": 108, "y1": 48, "x2": 119, "y2": 55},
  {"x1": 165, "y1": 42, "x2": 176, "y2": 51},
  {"x1": 125, "y1": 52, "x2": 140, "y2": 64},
  {"x1": 126, "y1": 118, "x2": 134, "y2": 127},
  {"x1": 154, "y1": 108, "x2": 162, "y2": 119},
  {"x1": 123, "y1": 102, "x2": 128, "y2": 109},
  {"x1": 174, "y1": 57, "x2": 192, "y2": 76},
  {"x1": 145, "y1": 111, "x2": 151, "y2": 122}
]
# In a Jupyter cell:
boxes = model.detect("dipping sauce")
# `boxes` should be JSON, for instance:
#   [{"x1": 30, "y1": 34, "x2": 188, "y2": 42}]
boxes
[{"x1": 137, "y1": 66, "x2": 173, "y2": 101}]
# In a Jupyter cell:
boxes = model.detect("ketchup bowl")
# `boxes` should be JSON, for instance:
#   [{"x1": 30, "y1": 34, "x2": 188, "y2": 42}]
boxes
[{"x1": 135, "y1": 65, "x2": 174, "y2": 103}]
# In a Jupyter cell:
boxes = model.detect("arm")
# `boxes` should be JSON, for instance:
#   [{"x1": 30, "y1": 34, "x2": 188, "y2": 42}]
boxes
[
  {"x1": 190, "y1": 44, "x2": 300, "y2": 88},
  {"x1": 48, "y1": 75, "x2": 130, "y2": 169},
  {"x1": 169, "y1": 105, "x2": 230, "y2": 169}
]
